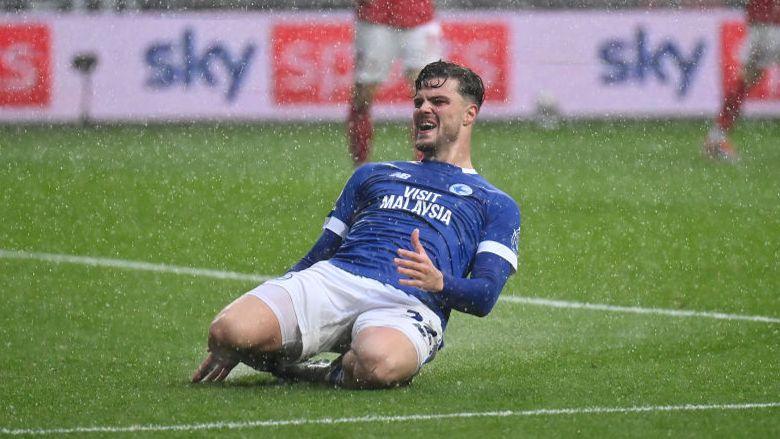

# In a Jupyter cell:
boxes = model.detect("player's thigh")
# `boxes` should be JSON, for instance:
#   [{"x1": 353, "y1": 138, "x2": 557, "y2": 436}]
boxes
[
  {"x1": 352, "y1": 306, "x2": 443, "y2": 374},
  {"x1": 743, "y1": 24, "x2": 780, "y2": 71},
  {"x1": 766, "y1": 25, "x2": 780, "y2": 64},
  {"x1": 349, "y1": 326, "x2": 420, "y2": 380},
  {"x1": 355, "y1": 20, "x2": 398, "y2": 84},
  {"x1": 401, "y1": 21, "x2": 442, "y2": 74},
  {"x1": 264, "y1": 263, "x2": 364, "y2": 360},
  {"x1": 352, "y1": 82, "x2": 380, "y2": 109},
  {"x1": 210, "y1": 292, "x2": 284, "y2": 351},
  {"x1": 244, "y1": 283, "x2": 302, "y2": 359}
]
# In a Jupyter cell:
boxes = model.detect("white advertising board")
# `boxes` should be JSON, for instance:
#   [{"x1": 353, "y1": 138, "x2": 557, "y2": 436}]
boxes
[{"x1": 0, "y1": 10, "x2": 777, "y2": 122}]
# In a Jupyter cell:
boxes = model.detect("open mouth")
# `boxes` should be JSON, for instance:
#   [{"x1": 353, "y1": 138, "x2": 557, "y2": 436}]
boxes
[{"x1": 417, "y1": 121, "x2": 437, "y2": 133}]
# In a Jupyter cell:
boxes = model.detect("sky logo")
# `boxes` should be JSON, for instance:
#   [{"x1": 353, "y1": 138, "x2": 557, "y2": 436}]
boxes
[
  {"x1": 144, "y1": 28, "x2": 256, "y2": 102},
  {"x1": 598, "y1": 27, "x2": 706, "y2": 98}
]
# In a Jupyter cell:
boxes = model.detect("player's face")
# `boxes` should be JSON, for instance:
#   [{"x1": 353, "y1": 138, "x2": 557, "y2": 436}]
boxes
[{"x1": 412, "y1": 78, "x2": 471, "y2": 153}]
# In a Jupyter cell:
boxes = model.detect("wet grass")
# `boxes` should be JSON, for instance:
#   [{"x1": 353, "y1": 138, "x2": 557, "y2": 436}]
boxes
[{"x1": 1, "y1": 120, "x2": 778, "y2": 437}]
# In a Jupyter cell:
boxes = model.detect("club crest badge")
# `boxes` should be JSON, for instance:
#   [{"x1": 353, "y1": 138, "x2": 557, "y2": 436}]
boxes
[{"x1": 448, "y1": 183, "x2": 473, "y2": 196}]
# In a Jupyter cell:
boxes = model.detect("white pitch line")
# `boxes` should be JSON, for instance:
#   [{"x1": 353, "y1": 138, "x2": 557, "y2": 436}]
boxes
[
  {"x1": 1, "y1": 248, "x2": 778, "y2": 324},
  {"x1": 0, "y1": 249, "x2": 271, "y2": 283},
  {"x1": 1, "y1": 402, "x2": 777, "y2": 436},
  {"x1": 502, "y1": 296, "x2": 780, "y2": 324}
]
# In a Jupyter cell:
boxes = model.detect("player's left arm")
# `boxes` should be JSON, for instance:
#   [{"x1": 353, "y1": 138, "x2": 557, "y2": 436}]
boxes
[
  {"x1": 394, "y1": 230, "x2": 513, "y2": 317},
  {"x1": 395, "y1": 194, "x2": 521, "y2": 317}
]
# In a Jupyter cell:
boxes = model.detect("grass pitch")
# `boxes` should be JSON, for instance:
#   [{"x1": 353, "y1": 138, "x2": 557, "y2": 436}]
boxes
[{"x1": 1, "y1": 120, "x2": 778, "y2": 437}]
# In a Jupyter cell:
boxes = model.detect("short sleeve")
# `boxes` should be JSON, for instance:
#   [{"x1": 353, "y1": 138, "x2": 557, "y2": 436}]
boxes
[
  {"x1": 477, "y1": 194, "x2": 521, "y2": 272},
  {"x1": 323, "y1": 163, "x2": 375, "y2": 238}
]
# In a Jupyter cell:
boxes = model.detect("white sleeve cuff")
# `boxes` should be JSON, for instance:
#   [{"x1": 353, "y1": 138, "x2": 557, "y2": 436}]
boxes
[
  {"x1": 323, "y1": 216, "x2": 349, "y2": 238},
  {"x1": 476, "y1": 240, "x2": 517, "y2": 271}
]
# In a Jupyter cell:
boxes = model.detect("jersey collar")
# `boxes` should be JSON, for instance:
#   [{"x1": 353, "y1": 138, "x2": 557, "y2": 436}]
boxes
[{"x1": 419, "y1": 159, "x2": 478, "y2": 174}]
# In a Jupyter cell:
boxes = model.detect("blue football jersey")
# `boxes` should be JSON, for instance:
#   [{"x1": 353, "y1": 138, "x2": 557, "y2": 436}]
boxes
[{"x1": 324, "y1": 160, "x2": 521, "y2": 326}]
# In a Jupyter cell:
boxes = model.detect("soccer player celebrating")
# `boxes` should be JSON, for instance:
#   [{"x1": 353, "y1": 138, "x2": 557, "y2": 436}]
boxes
[
  {"x1": 704, "y1": 0, "x2": 780, "y2": 161},
  {"x1": 348, "y1": 0, "x2": 442, "y2": 165},
  {"x1": 192, "y1": 61, "x2": 521, "y2": 389}
]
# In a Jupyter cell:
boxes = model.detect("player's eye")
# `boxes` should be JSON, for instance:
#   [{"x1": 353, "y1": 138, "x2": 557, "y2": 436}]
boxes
[{"x1": 413, "y1": 98, "x2": 423, "y2": 108}]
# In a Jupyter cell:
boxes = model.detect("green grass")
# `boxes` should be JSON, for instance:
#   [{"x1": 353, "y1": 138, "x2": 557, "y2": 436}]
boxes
[{"x1": 1, "y1": 120, "x2": 778, "y2": 437}]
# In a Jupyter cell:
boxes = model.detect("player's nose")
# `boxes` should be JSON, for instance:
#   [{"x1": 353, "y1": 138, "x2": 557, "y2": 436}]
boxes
[{"x1": 416, "y1": 99, "x2": 434, "y2": 113}]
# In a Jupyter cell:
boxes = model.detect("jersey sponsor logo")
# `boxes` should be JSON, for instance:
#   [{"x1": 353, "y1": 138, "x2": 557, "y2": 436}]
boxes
[
  {"x1": 598, "y1": 26, "x2": 706, "y2": 98},
  {"x1": 390, "y1": 171, "x2": 411, "y2": 180},
  {"x1": 379, "y1": 185, "x2": 452, "y2": 226},
  {"x1": 720, "y1": 21, "x2": 780, "y2": 102},
  {"x1": 0, "y1": 24, "x2": 51, "y2": 107},
  {"x1": 144, "y1": 28, "x2": 257, "y2": 103},
  {"x1": 448, "y1": 183, "x2": 473, "y2": 196}
]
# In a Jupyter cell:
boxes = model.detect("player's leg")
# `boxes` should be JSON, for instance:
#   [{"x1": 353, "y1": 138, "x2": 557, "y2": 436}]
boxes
[
  {"x1": 348, "y1": 82, "x2": 379, "y2": 165},
  {"x1": 273, "y1": 326, "x2": 425, "y2": 389},
  {"x1": 714, "y1": 42, "x2": 765, "y2": 133},
  {"x1": 276, "y1": 303, "x2": 442, "y2": 389},
  {"x1": 401, "y1": 21, "x2": 442, "y2": 160},
  {"x1": 339, "y1": 326, "x2": 421, "y2": 389},
  {"x1": 338, "y1": 303, "x2": 442, "y2": 389},
  {"x1": 191, "y1": 284, "x2": 300, "y2": 382},
  {"x1": 349, "y1": 21, "x2": 396, "y2": 165},
  {"x1": 706, "y1": 24, "x2": 772, "y2": 160}
]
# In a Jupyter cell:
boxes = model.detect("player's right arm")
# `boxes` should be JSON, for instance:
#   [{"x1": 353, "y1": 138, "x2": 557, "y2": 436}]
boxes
[{"x1": 289, "y1": 164, "x2": 375, "y2": 272}]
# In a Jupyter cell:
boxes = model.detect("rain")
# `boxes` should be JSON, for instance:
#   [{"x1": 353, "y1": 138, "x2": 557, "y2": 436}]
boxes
[{"x1": 1, "y1": 0, "x2": 778, "y2": 436}]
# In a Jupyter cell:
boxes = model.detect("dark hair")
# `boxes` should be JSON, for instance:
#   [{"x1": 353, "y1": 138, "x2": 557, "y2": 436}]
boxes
[{"x1": 414, "y1": 60, "x2": 485, "y2": 109}]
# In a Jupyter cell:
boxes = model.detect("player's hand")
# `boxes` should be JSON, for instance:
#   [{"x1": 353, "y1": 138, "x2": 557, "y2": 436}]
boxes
[
  {"x1": 191, "y1": 351, "x2": 238, "y2": 383},
  {"x1": 394, "y1": 229, "x2": 444, "y2": 293}
]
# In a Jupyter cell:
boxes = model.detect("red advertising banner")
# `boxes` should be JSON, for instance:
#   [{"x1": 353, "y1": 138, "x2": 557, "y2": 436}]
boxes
[
  {"x1": 272, "y1": 20, "x2": 509, "y2": 105},
  {"x1": 721, "y1": 21, "x2": 780, "y2": 101},
  {"x1": 272, "y1": 23, "x2": 353, "y2": 104},
  {"x1": 442, "y1": 22, "x2": 508, "y2": 103},
  {"x1": 0, "y1": 24, "x2": 50, "y2": 107}
]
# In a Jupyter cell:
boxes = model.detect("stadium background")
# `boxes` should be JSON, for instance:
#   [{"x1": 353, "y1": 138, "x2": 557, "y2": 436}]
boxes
[
  {"x1": 1, "y1": 1, "x2": 778, "y2": 437},
  {"x1": 1, "y1": 0, "x2": 779, "y2": 122}
]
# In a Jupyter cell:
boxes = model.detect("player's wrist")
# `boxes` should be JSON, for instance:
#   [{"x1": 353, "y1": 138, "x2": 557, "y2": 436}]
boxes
[{"x1": 433, "y1": 271, "x2": 444, "y2": 292}]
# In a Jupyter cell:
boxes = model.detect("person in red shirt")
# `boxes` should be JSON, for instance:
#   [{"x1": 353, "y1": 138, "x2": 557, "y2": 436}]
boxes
[
  {"x1": 348, "y1": 0, "x2": 442, "y2": 165},
  {"x1": 704, "y1": 0, "x2": 780, "y2": 161}
]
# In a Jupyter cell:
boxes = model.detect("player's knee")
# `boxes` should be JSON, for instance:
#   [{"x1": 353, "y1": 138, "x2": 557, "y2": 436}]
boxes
[
  {"x1": 207, "y1": 315, "x2": 242, "y2": 350},
  {"x1": 208, "y1": 313, "x2": 277, "y2": 353},
  {"x1": 351, "y1": 348, "x2": 416, "y2": 388}
]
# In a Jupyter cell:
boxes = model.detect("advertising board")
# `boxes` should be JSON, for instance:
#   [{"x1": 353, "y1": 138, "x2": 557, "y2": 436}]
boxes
[{"x1": 0, "y1": 10, "x2": 777, "y2": 122}]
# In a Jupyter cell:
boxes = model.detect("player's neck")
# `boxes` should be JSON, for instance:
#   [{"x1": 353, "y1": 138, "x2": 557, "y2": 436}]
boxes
[{"x1": 430, "y1": 142, "x2": 473, "y2": 169}]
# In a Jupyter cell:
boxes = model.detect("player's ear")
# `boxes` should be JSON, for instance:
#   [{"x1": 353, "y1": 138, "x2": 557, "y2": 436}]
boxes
[{"x1": 463, "y1": 103, "x2": 478, "y2": 126}]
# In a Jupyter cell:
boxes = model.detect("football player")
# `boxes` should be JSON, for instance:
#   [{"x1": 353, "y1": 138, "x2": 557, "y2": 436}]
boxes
[
  {"x1": 348, "y1": 0, "x2": 442, "y2": 165},
  {"x1": 192, "y1": 61, "x2": 521, "y2": 389},
  {"x1": 704, "y1": 0, "x2": 780, "y2": 161}
]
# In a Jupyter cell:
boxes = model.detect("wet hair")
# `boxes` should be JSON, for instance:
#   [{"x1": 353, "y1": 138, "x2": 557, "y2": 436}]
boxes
[{"x1": 414, "y1": 60, "x2": 485, "y2": 109}]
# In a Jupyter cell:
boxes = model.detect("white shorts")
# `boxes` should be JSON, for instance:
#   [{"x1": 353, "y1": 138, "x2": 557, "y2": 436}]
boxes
[
  {"x1": 354, "y1": 20, "x2": 442, "y2": 84},
  {"x1": 250, "y1": 261, "x2": 443, "y2": 369},
  {"x1": 743, "y1": 24, "x2": 780, "y2": 69}
]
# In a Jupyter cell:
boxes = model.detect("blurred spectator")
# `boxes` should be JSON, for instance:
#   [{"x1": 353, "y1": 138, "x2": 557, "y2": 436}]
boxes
[
  {"x1": 704, "y1": 0, "x2": 780, "y2": 161},
  {"x1": 347, "y1": 0, "x2": 442, "y2": 165}
]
